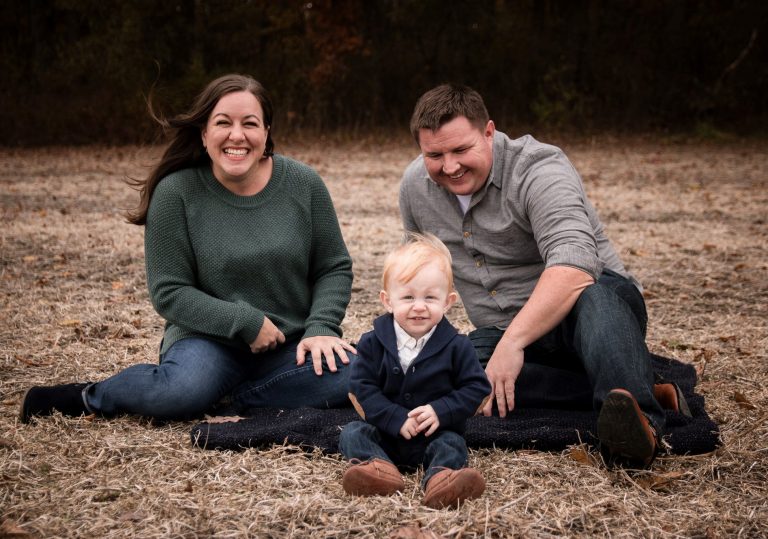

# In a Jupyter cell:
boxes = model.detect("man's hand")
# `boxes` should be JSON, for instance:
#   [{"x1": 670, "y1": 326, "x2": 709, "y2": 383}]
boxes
[
  {"x1": 250, "y1": 316, "x2": 286, "y2": 353},
  {"x1": 408, "y1": 404, "x2": 440, "y2": 436},
  {"x1": 482, "y1": 338, "x2": 525, "y2": 418},
  {"x1": 296, "y1": 336, "x2": 357, "y2": 375},
  {"x1": 399, "y1": 416, "x2": 420, "y2": 440},
  {"x1": 481, "y1": 267, "x2": 594, "y2": 416}
]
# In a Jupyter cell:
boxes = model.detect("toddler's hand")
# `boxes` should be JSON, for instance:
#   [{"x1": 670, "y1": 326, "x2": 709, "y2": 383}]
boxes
[
  {"x1": 399, "y1": 417, "x2": 420, "y2": 440},
  {"x1": 408, "y1": 404, "x2": 439, "y2": 437}
]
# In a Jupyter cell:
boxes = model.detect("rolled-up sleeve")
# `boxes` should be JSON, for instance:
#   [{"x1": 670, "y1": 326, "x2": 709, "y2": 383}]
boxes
[{"x1": 518, "y1": 148, "x2": 604, "y2": 280}]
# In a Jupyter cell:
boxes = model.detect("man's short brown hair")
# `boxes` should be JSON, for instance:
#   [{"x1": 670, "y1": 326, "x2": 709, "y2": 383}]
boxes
[{"x1": 409, "y1": 84, "x2": 490, "y2": 143}]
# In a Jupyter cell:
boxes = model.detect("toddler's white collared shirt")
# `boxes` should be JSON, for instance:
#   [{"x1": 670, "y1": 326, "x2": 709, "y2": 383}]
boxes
[{"x1": 393, "y1": 320, "x2": 437, "y2": 372}]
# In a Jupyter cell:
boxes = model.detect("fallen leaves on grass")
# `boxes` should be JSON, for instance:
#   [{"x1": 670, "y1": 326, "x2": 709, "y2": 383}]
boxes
[
  {"x1": 203, "y1": 415, "x2": 246, "y2": 424},
  {"x1": 3, "y1": 141, "x2": 767, "y2": 538},
  {"x1": 568, "y1": 445, "x2": 599, "y2": 467},
  {"x1": 734, "y1": 391, "x2": 757, "y2": 410},
  {"x1": 635, "y1": 471, "x2": 685, "y2": 491},
  {"x1": 389, "y1": 524, "x2": 443, "y2": 539},
  {"x1": 0, "y1": 520, "x2": 30, "y2": 537}
]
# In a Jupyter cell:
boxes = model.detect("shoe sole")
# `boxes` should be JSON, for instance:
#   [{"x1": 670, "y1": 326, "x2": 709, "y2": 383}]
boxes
[
  {"x1": 673, "y1": 384, "x2": 692, "y2": 418},
  {"x1": 19, "y1": 387, "x2": 33, "y2": 424},
  {"x1": 598, "y1": 390, "x2": 656, "y2": 466},
  {"x1": 343, "y1": 475, "x2": 403, "y2": 496}
]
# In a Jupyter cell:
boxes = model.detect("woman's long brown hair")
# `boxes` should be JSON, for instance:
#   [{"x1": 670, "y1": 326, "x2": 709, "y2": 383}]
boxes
[{"x1": 125, "y1": 74, "x2": 274, "y2": 225}]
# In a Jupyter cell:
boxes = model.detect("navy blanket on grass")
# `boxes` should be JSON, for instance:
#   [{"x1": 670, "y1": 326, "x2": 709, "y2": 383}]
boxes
[{"x1": 190, "y1": 355, "x2": 720, "y2": 456}]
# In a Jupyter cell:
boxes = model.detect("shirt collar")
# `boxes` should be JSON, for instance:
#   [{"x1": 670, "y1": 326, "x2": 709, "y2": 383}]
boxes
[
  {"x1": 393, "y1": 320, "x2": 437, "y2": 352},
  {"x1": 485, "y1": 130, "x2": 504, "y2": 190}
]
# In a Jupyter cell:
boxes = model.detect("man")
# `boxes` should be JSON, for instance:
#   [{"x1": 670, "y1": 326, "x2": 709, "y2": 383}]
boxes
[{"x1": 399, "y1": 83, "x2": 677, "y2": 467}]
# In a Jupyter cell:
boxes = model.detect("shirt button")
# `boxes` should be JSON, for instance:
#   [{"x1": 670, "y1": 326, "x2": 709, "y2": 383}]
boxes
[
  {"x1": 476, "y1": 260, "x2": 483, "y2": 267},
  {"x1": 463, "y1": 231, "x2": 471, "y2": 238},
  {"x1": 490, "y1": 290, "x2": 497, "y2": 296},
  {"x1": 404, "y1": 393, "x2": 412, "y2": 401}
]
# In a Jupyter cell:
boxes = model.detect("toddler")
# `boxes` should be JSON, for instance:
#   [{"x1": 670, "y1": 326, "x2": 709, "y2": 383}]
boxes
[{"x1": 340, "y1": 233, "x2": 491, "y2": 508}]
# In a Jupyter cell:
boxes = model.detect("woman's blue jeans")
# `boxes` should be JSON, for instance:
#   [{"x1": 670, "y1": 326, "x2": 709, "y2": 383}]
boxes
[
  {"x1": 339, "y1": 421, "x2": 468, "y2": 488},
  {"x1": 469, "y1": 269, "x2": 665, "y2": 432},
  {"x1": 84, "y1": 337, "x2": 353, "y2": 419}
]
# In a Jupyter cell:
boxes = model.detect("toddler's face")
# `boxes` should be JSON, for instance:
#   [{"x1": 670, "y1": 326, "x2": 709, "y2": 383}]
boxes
[{"x1": 380, "y1": 261, "x2": 457, "y2": 339}]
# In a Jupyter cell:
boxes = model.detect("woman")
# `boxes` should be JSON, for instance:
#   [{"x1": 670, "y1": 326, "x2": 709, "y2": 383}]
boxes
[{"x1": 21, "y1": 74, "x2": 356, "y2": 422}]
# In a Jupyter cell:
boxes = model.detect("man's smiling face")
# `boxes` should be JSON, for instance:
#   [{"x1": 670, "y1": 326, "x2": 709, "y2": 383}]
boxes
[{"x1": 418, "y1": 116, "x2": 495, "y2": 196}]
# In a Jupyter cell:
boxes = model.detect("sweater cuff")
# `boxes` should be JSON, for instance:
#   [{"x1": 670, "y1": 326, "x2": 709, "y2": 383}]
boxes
[
  {"x1": 235, "y1": 301, "x2": 265, "y2": 344},
  {"x1": 545, "y1": 244, "x2": 604, "y2": 281},
  {"x1": 302, "y1": 324, "x2": 342, "y2": 339}
]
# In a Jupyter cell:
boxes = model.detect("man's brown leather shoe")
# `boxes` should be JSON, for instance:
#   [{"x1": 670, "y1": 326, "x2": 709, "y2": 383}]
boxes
[
  {"x1": 342, "y1": 458, "x2": 405, "y2": 496},
  {"x1": 423, "y1": 468, "x2": 485, "y2": 509},
  {"x1": 654, "y1": 382, "x2": 692, "y2": 417},
  {"x1": 598, "y1": 388, "x2": 659, "y2": 467}
]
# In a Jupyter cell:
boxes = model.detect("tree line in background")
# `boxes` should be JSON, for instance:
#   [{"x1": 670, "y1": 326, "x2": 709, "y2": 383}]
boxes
[{"x1": 2, "y1": 0, "x2": 766, "y2": 145}]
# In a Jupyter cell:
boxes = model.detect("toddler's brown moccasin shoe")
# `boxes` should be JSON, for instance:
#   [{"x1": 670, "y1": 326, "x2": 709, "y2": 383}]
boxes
[
  {"x1": 342, "y1": 458, "x2": 405, "y2": 496},
  {"x1": 423, "y1": 468, "x2": 485, "y2": 509}
]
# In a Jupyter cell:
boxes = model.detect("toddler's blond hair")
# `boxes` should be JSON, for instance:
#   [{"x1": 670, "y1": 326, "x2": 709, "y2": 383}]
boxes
[{"x1": 381, "y1": 232, "x2": 454, "y2": 291}]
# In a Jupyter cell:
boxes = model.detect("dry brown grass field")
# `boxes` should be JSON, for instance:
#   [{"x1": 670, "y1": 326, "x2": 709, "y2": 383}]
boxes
[{"x1": 1, "y1": 137, "x2": 766, "y2": 538}]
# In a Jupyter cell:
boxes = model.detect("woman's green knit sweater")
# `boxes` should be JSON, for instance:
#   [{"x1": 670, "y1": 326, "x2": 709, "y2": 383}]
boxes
[{"x1": 144, "y1": 155, "x2": 353, "y2": 354}]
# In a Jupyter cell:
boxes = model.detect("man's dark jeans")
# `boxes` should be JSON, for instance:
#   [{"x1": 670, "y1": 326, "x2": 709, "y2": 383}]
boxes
[{"x1": 469, "y1": 269, "x2": 664, "y2": 432}]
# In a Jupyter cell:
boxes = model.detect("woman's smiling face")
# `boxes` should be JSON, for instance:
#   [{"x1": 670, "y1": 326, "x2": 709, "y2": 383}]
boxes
[{"x1": 201, "y1": 90, "x2": 270, "y2": 192}]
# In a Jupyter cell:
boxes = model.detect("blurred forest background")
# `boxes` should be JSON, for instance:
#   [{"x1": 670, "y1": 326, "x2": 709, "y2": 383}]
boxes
[{"x1": 1, "y1": 0, "x2": 766, "y2": 146}]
